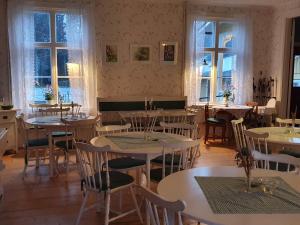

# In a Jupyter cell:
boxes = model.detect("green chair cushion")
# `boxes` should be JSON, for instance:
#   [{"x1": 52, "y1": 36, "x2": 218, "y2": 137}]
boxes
[
  {"x1": 55, "y1": 140, "x2": 74, "y2": 151},
  {"x1": 81, "y1": 171, "x2": 134, "y2": 191},
  {"x1": 27, "y1": 138, "x2": 49, "y2": 147},
  {"x1": 107, "y1": 157, "x2": 145, "y2": 169},
  {"x1": 51, "y1": 131, "x2": 73, "y2": 138},
  {"x1": 151, "y1": 154, "x2": 181, "y2": 166},
  {"x1": 207, "y1": 117, "x2": 226, "y2": 124},
  {"x1": 279, "y1": 149, "x2": 300, "y2": 158}
]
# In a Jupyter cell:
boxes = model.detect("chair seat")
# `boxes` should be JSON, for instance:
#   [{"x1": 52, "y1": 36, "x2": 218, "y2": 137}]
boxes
[
  {"x1": 51, "y1": 131, "x2": 73, "y2": 138},
  {"x1": 207, "y1": 117, "x2": 226, "y2": 124},
  {"x1": 55, "y1": 140, "x2": 74, "y2": 151},
  {"x1": 27, "y1": 138, "x2": 49, "y2": 147},
  {"x1": 151, "y1": 154, "x2": 181, "y2": 166},
  {"x1": 279, "y1": 149, "x2": 300, "y2": 158},
  {"x1": 150, "y1": 167, "x2": 178, "y2": 183},
  {"x1": 108, "y1": 157, "x2": 145, "y2": 169},
  {"x1": 82, "y1": 171, "x2": 134, "y2": 191}
]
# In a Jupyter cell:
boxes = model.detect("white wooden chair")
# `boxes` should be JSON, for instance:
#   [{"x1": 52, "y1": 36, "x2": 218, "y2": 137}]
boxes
[
  {"x1": 244, "y1": 130, "x2": 270, "y2": 155},
  {"x1": 276, "y1": 117, "x2": 300, "y2": 127},
  {"x1": 75, "y1": 142, "x2": 143, "y2": 225},
  {"x1": 159, "y1": 122, "x2": 198, "y2": 140},
  {"x1": 125, "y1": 111, "x2": 159, "y2": 132},
  {"x1": 136, "y1": 185, "x2": 186, "y2": 225},
  {"x1": 96, "y1": 123, "x2": 146, "y2": 176},
  {"x1": 231, "y1": 118, "x2": 247, "y2": 152},
  {"x1": 150, "y1": 140, "x2": 200, "y2": 183},
  {"x1": 54, "y1": 116, "x2": 100, "y2": 173},
  {"x1": 38, "y1": 107, "x2": 70, "y2": 116},
  {"x1": 16, "y1": 115, "x2": 50, "y2": 178},
  {"x1": 252, "y1": 150, "x2": 300, "y2": 174}
]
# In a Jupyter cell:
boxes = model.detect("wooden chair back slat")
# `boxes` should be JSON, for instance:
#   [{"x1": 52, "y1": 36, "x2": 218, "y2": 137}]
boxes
[{"x1": 231, "y1": 118, "x2": 247, "y2": 152}]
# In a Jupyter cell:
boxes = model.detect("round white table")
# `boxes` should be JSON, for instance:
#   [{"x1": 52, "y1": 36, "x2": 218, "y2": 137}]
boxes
[
  {"x1": 91, "y1": 132, "x2": 191, "y2": 187},
  {"x1": 26, "y1": 115, "x2": 96, "y2": 176},
  {"x1": 248, "y1": 127, "x2": 300, "y2": 147},
  {"x1": 212, "y1": 105, "x2": 252, "y2": 118},
  {"x1": 157, "y1": 166, "x2": 300, "y2": 225}
]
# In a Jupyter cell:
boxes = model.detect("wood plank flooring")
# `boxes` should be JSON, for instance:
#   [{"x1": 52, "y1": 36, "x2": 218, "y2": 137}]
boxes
[{"x1": 0, "y1": 140, "x2": 236, "y2": 225}]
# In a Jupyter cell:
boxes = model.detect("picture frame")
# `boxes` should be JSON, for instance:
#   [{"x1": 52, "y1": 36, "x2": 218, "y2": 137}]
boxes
[
  {"x1": 130, "y1": 44, "x2": 152, "y2": 63},
  {"x1": 160, "y1": 41, "x2": 178, "y2": 65},
  {"x1": 105, "y1": 44, "x2": 118, "y2": 63}
]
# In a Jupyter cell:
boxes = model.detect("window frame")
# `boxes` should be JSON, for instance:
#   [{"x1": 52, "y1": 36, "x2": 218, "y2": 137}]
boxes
[{"x1": 197, "y1": 18, "x2": 237, "y2": 104}]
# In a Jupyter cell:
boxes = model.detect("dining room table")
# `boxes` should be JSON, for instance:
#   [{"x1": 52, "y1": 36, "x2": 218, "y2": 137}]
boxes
[
  {"x1": 25, "y1": 114, "x2": 96, "y2": 177},
  {"x1": 157, "y1": 166, "x2": 300, "y2": 225},
  {"x1": 248, "y1": 126, "x2": 300, "y2": 148},
  {"x1": 90, "y1": 131, "x2": 192, "y2": 188},
  {"x1": 212, "y1": 104, "x2": 252, "y2": 119}
]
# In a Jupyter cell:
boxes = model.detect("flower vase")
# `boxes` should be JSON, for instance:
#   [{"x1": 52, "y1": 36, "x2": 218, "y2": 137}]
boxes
[
  {"x1": 245, "y1": 169, "x2": 252, "y2": 192},
  {"x1": 46, "y1": 99, "x2": 55, "y2": 105},
  {"x1": 224, "y1": 97, "x2": 229, "y2": 107}
]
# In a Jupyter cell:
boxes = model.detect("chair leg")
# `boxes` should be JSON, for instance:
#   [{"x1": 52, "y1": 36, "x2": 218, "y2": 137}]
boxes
[
  {"x1": 23, "y1": 148, "x2": 29, "y2": 179},
  {"x1": 213, "y1": 126, "x2": 216, "y2": 141},
  {"x1": 204, "y1": 124, "x2": 209, "y2": 144},
  {"x1": 222, "y1": 126, "x2": 226, "y2": 143},
  {"x1": 130, "y1": 186, "x2": 143, "y2": 224},
  {"x1": 104, "y1": 192, "x2": 111, "y2": 225},
  {"x1": 75, "y1": 191, "x2": 89, "y2": 225}
]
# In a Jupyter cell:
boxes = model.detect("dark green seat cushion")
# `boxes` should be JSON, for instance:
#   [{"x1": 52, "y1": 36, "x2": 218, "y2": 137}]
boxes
[
  {"x1": 207, "y1": 118, "x2": 226, "y2": 124},
  {"x1": 151, "y1": 154, "x2": 181, "y2": 166},
  {"x1": 27, "y1": 138, "x2": 49, "y2": 147},
  {"x1": 107, "y1": 157, "x2": 145, "y2": 169},
  {"x1": 150, "y1": 167, "x2": 180, "y2": 183},
  {"x1": 256, "y1": 160, "x2": 295, "y2": 172},
  {"x1": 81, "y1": 171, "x2": 134, "y2": 191},
  {"x1": 55, "y1": 140, "x2": 74, "y2": 151},
  {"x1": 279, "y1": 149, "x2": 300, "y2": 158},
  {"x1": 51, "y1": 131, "x2": 72, "y2": 138}
]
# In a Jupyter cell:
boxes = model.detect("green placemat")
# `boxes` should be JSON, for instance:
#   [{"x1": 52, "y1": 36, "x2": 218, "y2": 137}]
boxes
[
  {"x1": 106, "y1": 133, "x2": 181, "y2": 149},
  {"x1": 195, "y1": 176, "x2": 300, "y2": 214}
]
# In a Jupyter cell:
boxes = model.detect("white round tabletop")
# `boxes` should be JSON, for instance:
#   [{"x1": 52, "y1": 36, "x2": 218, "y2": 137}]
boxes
[
  {"x1": 26, "y1": 115, "x2": 95, "y2": 127},
  {"x1": 248, "y1": 127, "x2": 300, "y2": 147},
  {"x1": 157, "y1": 166, "x2": 300, "y2": 225},
  {"x1": 212, "y1": 105, "x2": 252, "y2": 110},
  {"x1": 90, "y1": 131, "x2": 191, "y2": 155}
]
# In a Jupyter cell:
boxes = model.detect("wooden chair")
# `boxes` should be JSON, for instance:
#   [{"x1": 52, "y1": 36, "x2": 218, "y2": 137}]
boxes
[
  {"x1": 275, "y1": 117, "x2": 300, "y2": 127},
  {"x1": 252, "y1": 150, "x2": 300, "y2": 174},
  {"x1": 75, "y1": 142, "x2": 142, "y2": 225},
  {"x1": 159, "y1": 122, "x2": 198, "y2": 140},
  {"x1": 16, "y1": 115, "x2": 50, "y2": 178},
  {"x1": 136, "y1": 185, "x2": 186, "y2": 225},
  {"x1": 231, "y1": 118, "x2": 247, "y2": 152},
  {"x1": 150, "y1": 140, "x2": 200, "y2": 183},
  {"x1": 204, "y1": 104, "x2": 227, "y2": 144},
  {"x1": 38, "y1": 107, "x2": 70, "y2": 116},
  {"x1": 96, "y1": 123, "x2": 146, "y2": 178},
  {"x1": 54, "y1": 116, "x2": 100, "y2": 173},
  {"x1": 124, "y1": 111, "x2": 159, "y2": 132}
]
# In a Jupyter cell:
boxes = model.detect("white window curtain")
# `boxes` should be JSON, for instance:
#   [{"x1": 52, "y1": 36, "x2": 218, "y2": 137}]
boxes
[
  {"x1": 7, "y1": 0, "x2": 97, "y2": 114},
  {"x1": 184, "y1": 14, "x2": 253, "y2": 105}
]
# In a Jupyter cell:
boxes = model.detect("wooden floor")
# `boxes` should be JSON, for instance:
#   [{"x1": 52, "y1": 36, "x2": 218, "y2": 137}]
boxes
[{"x1": 0, "y1": 140, "x2": 236, "y2": 225}]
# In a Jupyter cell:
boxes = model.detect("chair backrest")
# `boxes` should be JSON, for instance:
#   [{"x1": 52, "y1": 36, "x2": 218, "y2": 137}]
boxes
[
  {"x1": 160, "y1": 122, "x2": 198, "y2": 140},
  {"x1": 252, "y1": 150, "x2": 300, "y2": 174},
  {"x1": 38, "y1": 107, "x2": 70, "y2": 116},
  {"x1": 136, "y1": 185, "x2": 186, "y2": 225},
  {"x1": 231, "y1": 118, "x2": 247, "y2": 151},
  {"x1": 126, "y1": 111, "x2": 159, "y2": 132},
  {"x1": 159, "y1": 139, "x2": 200, "y2": 179},
  {"x1": 275, "y1": 118, "x2": 300, "y2": 127},
  {"x1": 266, "y1": 98, "x2": 276, "y2": 108},
  {"x1": 162, "y1": 112, "x2": 188, "y2": 124},
  {"x1": 62, "y1": 115, "x2": 100, "y2": 143},
  {"x1": 75, "y1": 142, "x2": 111, "y2": 192},
  {"x1": 96, "y1": 123, "x2": 131, "y2": 136},
  {"x1": 244, "y1": 130, "x2": 269, "y2": 154}
]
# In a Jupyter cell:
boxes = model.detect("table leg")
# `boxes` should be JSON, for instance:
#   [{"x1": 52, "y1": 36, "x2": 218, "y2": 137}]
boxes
[{"x1": 48, "y1": 134, "x2": 54, "y2": 177}]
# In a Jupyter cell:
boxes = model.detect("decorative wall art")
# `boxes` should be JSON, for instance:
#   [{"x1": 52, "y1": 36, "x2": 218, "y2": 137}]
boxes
[
  {"x1": 105, "y1": 45, "x2": 118, "y2": 63},
  {"x1": 130, "y1": 45, "x2": 151, "y2": 63},
  {"x1": 160, "y1": 41, "x2": 178, "y2": 65}
]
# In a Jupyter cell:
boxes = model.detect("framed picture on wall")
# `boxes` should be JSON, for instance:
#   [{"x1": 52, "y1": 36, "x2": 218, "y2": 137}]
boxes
[
  {"x1": 160, "y1": 41, "x2": 178, "y2": 65},
  {"x1": 130, "y1": 44, "x2": 152, "y2": 63},
  {"x1": 105, "y1": 44, "x2": 118, "y2": 63}
]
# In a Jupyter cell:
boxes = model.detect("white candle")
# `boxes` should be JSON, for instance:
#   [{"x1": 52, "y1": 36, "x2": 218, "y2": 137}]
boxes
[{"x1": 145, "y1": 97, "x2": 147, "y2": 110}]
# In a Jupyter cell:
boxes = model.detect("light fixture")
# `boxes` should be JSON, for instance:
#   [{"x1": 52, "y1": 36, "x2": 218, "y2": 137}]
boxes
[{"x1": 202, "y1": 59, "x2": 208, "y2": 66}]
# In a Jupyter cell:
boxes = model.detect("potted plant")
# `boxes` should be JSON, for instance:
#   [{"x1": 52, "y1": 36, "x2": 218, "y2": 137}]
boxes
[
  {"x1": 223, "y1": 85, "x2": 235, "y2": 107},
  {"x1": 44, "y1": 85, "x2": 55, "y2": 104}
]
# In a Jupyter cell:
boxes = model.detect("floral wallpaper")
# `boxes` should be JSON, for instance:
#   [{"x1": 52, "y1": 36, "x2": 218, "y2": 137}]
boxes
[{"x1": 95, "y1": 0, "x2": 184, "y2": 98}]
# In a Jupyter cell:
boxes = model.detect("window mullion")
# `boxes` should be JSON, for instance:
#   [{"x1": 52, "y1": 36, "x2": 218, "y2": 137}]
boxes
[
  {"x1": 211, "y1": 21, "x2": 219, "y2": 104},
  {"x1": 50, "y1": 11, "x2": 58, "y2": 102}
]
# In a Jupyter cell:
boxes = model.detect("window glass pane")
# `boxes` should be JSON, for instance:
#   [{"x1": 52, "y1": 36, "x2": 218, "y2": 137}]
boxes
[
  {"x1": 196, "y1": 21, "x2": 215, "y2": 48},
  {"x1": 199, "y1": 79, "x2": 210, "y2": 102},
  {"x1": 218, "y1": 22, "x2": 235, "y2": 48},
  {"x1": 293, "y1": 55, "x2": 300, "y2": 87},
  {"x1": 34, "y1": 48, "x2": 51, "y2": 77},
  {"x1": 56, "y1": 13, "x2": 67, "y2": 43},
  {"x1": 197, "y1": 53, "x2": 212, "y2": 78},
  {"x1": 57, "y1": 49, "x2": 69, "y2": 76},
  {"x1": 34, "y1": 12, "x2": 50, "y2": 42},
  {"x1": 216, "y1": 53, "x2": 237, "y2": 102},
  {"x1": 58, "y1": 78, "x2": 83, "y2": 103},
  {"x1": 33, "y1": 78, "x2": 52, "y2": 101}
]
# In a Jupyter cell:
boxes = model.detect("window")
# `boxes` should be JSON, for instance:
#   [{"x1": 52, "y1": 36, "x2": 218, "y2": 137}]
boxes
[
  {"x1": 195, "y1": 20, "x2": 237, "y2": 103},
  {"x1": 32, "y1": 11, "x2": 82, "y2": 103}
]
